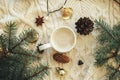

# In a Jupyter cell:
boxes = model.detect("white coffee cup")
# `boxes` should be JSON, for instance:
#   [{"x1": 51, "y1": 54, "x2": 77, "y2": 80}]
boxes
[{"x1": 38, "y1": 26, "x2": 76, "y2": 53}]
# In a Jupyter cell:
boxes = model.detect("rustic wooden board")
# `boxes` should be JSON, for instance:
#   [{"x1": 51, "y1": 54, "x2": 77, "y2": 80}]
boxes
[{"x1": 0, "y1": 0, "x2": 120, "y2": 80}]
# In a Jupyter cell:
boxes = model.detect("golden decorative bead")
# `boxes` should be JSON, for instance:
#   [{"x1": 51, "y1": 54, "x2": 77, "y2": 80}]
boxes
[
  {"x1": 0, "y1": 48, "x2": 3, "y2": 57},
  {"x1": 30, "y1": 33, "x2": 39, "y2": 43},
  {"x1": 56, "y1": 67, "x2": 66, "y2": 76},
  {"x1": 26, "y1": 30, "x2": 39, "y2": 43},
  {"x1": 0, "y1": 47, "x2": 2, "y2": 53},
  {"x1": 61, "y1": 7, "x2": 73, "y2": 19}
]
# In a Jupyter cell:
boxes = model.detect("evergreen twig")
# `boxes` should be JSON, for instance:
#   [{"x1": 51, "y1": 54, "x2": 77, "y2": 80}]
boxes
[
  {"x1": 17, "y1": 59, "x2": 28, "y2": 79},
  {"x1": 106, "y1": 48, "x2": 119, "y2": 60},
  {"x1": 11, "y1": 36, "x2": 28, "y2": 51},
  {"x1": 95, "y1": 19, "x2": 120, "y2": 80},
  {"x1": 10, "y1": 66, "x2": 17, "y2": 80},
  {"x1": 0, "y1": 35, "x2": 4, "y2": 53},
  {"x1": 0, "y1": 22, "x2": 49, "y2": 80},
  {"x1": 95, "y1": 19, "x2": 118, "y2": 41},
  {"x1": 24, "y1": 66, "x2": 49, "y2": 80},
  {"x1": 8, "y1": 24, "x2": 12, "y2": 50},
  {"x1": 111, "y1": 65, "x2": 120, "y2": 78},
  {"x1": 0, "y1": 35, "x2": 7, "y2": 56},
  {"x1": 7, "y1": 22, "x2": 16, "y2": 51},
  {"x1": 12, "y1": 52, "x2": 41, "y2": 59}
]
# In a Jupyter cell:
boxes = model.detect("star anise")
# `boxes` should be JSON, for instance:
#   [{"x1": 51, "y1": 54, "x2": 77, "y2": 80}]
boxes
[{"x1": 35, "y1": 16, "x2": 44, "y2": 26}]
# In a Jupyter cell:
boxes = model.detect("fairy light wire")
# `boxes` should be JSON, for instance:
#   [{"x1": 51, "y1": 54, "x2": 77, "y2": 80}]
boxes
[
  {"x1": 114, "y1": 0, "x2": 120, "y2": 5},
  {"x1": 46, "y1": 0, "x2": 67, "y2": 16}
]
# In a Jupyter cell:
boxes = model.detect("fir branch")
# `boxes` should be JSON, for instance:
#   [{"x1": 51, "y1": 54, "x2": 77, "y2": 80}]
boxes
[
  {"x1": 0, "y1": 35, "x2": 7, "y2": 56},
  {"x1": 24, "y1": 66, "x2": 49, "y2": 80},
  {"x1": 8, "y1": 24, "x2": 11, "y2": 50},
  {"x1": 111, "y1": 65, "x2": 120, "y2": 78},
  {"x1": 11, "y1": 29, "x2": 34, "y2": 51},
  {"x1": 11, "y1": 36, "x2": 28, "y2": 51},
  {"x1": 95, "y1": 48, "x2": 119, "y2": 66},
  {"x1": 0, "y1": 35, "x2": 4, "y2": 49},
  {"x1": 12, "y1": 52, "x2": 41, "y2": 59},
  {"x1": 17, "y1": 59, "x2": 28, "y2": 80},
  {"x1": 95, "y1": 19, "x2": 118, "y2": 41},
  {"x1": 0, "y1": 55, "x2": 21, "y2": 63},
  {"x1": 107, "y1": 65, "x2": 120, "y2": 80},
  {"x1": 113, "y1": 24, "x2": 120, "y2": 41},
  {"x1": 106, "y1": 48, "x2": 119, "y2": 60},
  {"x1": 0, "y1": 22, "x2": 49, "y2": 80},
  {"x1": 4, "y1": 22, "x2": 16, "y2": 51},
  {"x1": 7, "y1": 23, "x2": 15, "y2": 50},
  {"x1": 10, "y1": 65, "x2": 18, "y2": 80},
  {"x1": 95, "y1": 19, "x2": 120, "y2": 79},
  {"x1": 0, "y1": 35, "x2": 4, "y2": 51},
  {"x1": 102, "y1": 48, "x2": 119, "y2": 66}
]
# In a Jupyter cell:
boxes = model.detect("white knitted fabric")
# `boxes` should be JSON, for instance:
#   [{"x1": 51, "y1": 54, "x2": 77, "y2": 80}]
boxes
[{"x1": 0, "y1": 0, "x2": 120, "y2": 80}]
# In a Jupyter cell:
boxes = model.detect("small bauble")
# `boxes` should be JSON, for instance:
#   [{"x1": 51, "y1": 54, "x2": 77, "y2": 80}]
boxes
[
  {"x1": 0, "y1": 48, "x2": 2, "y2": 57},
  {"x1": 0, "y1": 47, "x2": 2, "y2": 50},
  {"x1": 53, "y1": 53, "x2": 70, "y2": 63},
  {"x1": 111, "y1": 50, "x2": 116, "y2": 54},
  {"x1": 0, "y1": 48, "x2": 8, "y2": 56},
  {"x1": 61, "y1": 7, "x2": 73, "y2": 19},
  {"x1": 26, "y1": 30, "x2": 39, "y2": 43},
  {"x1": 29, "y1": 32, "x2": 39, "y2": 43},
  {"x1": 56, "y1": 67, "x2": 66, "y2": 76}
]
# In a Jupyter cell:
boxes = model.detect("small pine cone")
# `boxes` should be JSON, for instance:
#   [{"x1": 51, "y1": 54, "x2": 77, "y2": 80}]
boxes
[{"x1": 75, "y1": 17, "x2": 94, "y2": 35}]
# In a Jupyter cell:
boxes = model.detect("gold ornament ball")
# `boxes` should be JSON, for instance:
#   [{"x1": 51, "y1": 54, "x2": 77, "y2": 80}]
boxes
[
  {"x1": 59, "y1": 69, "x2": 66, "y2": 76},
  {"x1": 0, "y1": 47, "x2": 2, "y2": 53},
  {"x1": 61, "y1": 7, "x2": 73, "y2": 19},
  {"x1": 26, "y1": 30, "x2": 39, "y2": 43},
  {"x1": 0, "y1": 48, "x2": 3, "y2": 57},
  {"x1": 30, "y1": 33, "x2": 39, "y2": 43},
  {"x1": 56, "y1": 67, "x2": 66, "y2": 76}
]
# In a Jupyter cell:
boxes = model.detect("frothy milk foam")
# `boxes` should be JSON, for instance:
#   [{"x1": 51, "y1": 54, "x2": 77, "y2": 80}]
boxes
[{"x1": 52, "y1": 28, "x2": 74, "y2": 51}]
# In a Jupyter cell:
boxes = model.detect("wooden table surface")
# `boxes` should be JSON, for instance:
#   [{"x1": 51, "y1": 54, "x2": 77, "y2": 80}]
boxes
[{"x1": 0, "y1": 0, "x2": 120, "y2": 80}]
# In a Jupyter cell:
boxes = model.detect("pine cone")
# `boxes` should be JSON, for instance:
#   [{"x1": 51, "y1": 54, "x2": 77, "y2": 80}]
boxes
[{"x1": 75, "y1": 17, "x2": 94, "y2": 35}]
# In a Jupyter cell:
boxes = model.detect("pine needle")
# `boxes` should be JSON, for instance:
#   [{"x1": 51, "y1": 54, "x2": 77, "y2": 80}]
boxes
[{"x1": 94, "y1": 19, "x2": 120, "y2": 80}]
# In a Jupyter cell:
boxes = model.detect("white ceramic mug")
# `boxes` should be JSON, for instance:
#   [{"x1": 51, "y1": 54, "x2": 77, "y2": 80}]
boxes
[{"x1": 38, "y1": 26, "x2": 76, "y2": 53}]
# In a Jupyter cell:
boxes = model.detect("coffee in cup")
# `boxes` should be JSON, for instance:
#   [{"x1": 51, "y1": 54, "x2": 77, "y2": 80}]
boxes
[{"x1": 38, "y1": 26, "x2": 76, "y2": 53}]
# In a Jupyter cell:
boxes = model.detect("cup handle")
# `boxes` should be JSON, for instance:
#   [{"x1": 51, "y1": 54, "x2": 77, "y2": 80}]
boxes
[{"x1": 37, "y1": 43, "x2": 51, "y2": 51}]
